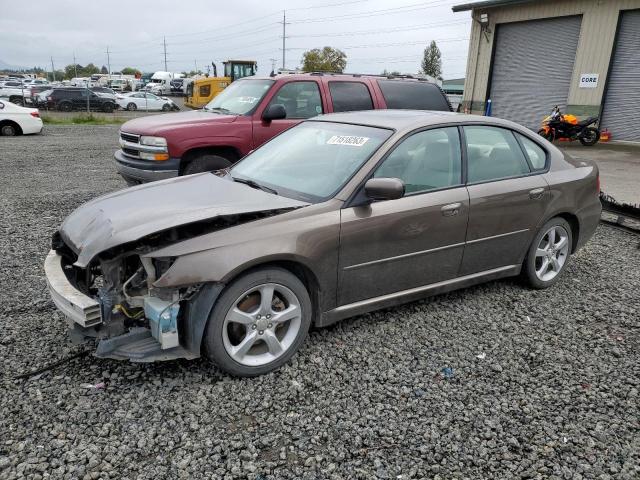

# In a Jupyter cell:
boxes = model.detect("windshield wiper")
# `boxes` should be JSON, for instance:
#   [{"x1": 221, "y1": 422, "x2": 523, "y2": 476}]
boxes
[
  {"x1": 231, "y1": 176, "x2": 278, "y2": 195},
  {"x1": 205, "y1": 107, "x2": 232, "y2": 114}
]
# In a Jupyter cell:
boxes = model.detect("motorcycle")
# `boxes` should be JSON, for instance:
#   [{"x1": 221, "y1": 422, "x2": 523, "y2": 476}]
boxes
[{"x1": 538, "y1": 106, "x2": 600, "y2": 146}]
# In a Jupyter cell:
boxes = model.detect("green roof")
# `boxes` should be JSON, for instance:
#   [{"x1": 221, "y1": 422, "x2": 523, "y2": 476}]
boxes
[{"x1": 452, "y1": 0, "x2": 535, "y2": 12}]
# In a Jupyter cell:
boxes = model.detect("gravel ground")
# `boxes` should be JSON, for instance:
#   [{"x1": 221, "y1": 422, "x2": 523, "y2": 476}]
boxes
[{"x1": 0, "y1": 126, "x2": 638, "y2": 480}]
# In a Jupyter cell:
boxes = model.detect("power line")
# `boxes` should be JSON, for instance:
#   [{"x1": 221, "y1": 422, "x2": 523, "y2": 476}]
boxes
[
  {"x1": 289, "y1": 19, "x2": 469, "y2": 38},
  {"x1": 289, "y1": 0, "x2": 455, "y2": 23},
  {"x1": 287, "y1": 37, "x2": 469, "y2": 50}
]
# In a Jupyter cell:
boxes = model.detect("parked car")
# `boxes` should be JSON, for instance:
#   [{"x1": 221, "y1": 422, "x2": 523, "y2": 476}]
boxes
[
  {"x1": 114, "y1": 73, "x2": 452, "y2": 185},
  {"x1": 115, "y1": 92, "x2": 178, "y2": 112},
  {"x1": 0, "y1": 100, "x2": 43, "y2": 135},
  {"x1": 46, "y1": 88, "x2": 117, "y2": 112},
  {"x1": 45, "y1": 110, "x2": 601, "y2": 376}
]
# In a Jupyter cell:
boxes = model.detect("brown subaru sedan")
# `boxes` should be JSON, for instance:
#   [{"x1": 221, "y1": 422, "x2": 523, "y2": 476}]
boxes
[{"x1": 45, "y1": 110, "x2": 601, "y2": 376}]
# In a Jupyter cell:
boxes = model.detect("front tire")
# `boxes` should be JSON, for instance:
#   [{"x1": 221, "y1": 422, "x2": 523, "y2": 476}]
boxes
[
  {"x1": 102, "y1": 102, "x2": 114, "y2": 113},
  {"x1": 522, "y1": 217, "x2": 572, "y2": 289},
  {"x1": 579, "y1": 127, "x2": 600, "y2": 146},
  {"x1": 162, "y1": 103, "x2": 171, "y2": 111},
  {"x1": 203, "y1": 267, "x2": 312, "y2": 377},
  {"x1": 182, "y1": 153, "x2": 233, "y2": 175}
]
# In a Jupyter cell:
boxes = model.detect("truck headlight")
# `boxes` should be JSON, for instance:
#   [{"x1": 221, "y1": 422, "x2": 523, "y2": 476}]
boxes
[{"x1": 140, "y1": 136, "x2": 167, "y2": 148}]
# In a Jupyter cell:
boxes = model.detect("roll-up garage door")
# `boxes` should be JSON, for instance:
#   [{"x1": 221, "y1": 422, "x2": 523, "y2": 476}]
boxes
[
  {"x1": 601, "y1": 9, "x2": 640, "y2": 142},
  {"x1": 489, "y1": 16, "x2": 582, "y2": 130}
]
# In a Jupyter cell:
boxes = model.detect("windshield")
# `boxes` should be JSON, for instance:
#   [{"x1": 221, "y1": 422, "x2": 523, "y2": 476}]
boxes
[
  {"x1": 203, "y1": 79, "x2": 273, "y2": 115},
  {"x1": 230, "y1": 121, "x2": 393, "y2": 202}
]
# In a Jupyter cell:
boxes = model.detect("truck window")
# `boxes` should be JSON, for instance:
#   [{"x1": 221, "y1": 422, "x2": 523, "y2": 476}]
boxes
[
  {"x1": 267, "y1": 81, "x2": 323, "y2": 119},
  {"x1": 377, "y1": 80, "x2": 451, "y2": 111},
  {"x1": 328, "y1": 81, "x2": 373, "y2": 112},
  {"x1": 199, "y1": 84, "x2": 211, "y2": 97}
]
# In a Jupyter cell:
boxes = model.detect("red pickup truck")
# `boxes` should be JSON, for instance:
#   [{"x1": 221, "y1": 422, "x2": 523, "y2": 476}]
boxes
[{"x1": 114, "y1": 73, "x2": 452, "y2": 184}]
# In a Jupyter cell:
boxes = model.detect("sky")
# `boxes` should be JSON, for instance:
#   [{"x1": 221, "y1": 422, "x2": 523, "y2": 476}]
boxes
[{"x1": 0, "y1": 0, "x2": 472, "y2": 79}]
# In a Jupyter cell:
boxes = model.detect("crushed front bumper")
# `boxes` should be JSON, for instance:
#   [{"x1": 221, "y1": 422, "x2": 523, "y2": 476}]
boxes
[{"x1": 43, "y1": 250, "x2": 102, "y2": 328}]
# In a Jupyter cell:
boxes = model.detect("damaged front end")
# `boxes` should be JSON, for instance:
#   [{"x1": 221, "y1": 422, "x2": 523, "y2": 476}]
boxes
[{"x1": 45, "y1": 231, "x2": 208, "y2": 362}]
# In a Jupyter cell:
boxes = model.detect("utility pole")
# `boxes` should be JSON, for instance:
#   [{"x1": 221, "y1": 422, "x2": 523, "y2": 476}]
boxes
[
  {"x1": 163, "y1": 37, "x2": 168, "y2": 71},
  {"x1": 50, "y1": 56, "x2": 56, "y2": 82},
  {"x1": 194, "y1": 60, "x2": 198, "y2": 74},
  {"x1": 280, "y1": 10, "x2": 289, "y2": 70},
  {"x1": 106, "y1": 46, "x2": 111, "y2": 78},
  {"x1": 73, "y1": 53, "x2": 78, "y2": 78},
  {"x1": 269, "y1": 58, "x2": 277, "y2": 75}
]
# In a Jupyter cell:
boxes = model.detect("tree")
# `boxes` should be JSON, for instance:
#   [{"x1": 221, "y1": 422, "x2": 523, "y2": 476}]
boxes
[
  {"x1": 121, "y1": 67, "x2": 141, "y2": 76},
  {"x1": 64, "y1": 64, "x2": 83, "y2": 79},
  {"x1": 301, "y1": 47, "x2": 347, "y2": 73},
  {"x1": 421, "y1": 40, "x2": 442, "y2": 79},
  {"x1": 101, "y1": 65, "x2": 108, "y2": 74},
  {"x1": 381, "y1": 69, "x2": 402, "y2": 76}
]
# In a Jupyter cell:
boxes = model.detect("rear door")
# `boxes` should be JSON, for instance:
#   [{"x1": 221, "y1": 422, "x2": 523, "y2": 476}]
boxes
[
  {"x1": 327, "y1": 81, "x2": 375, "y2": 113},
  {"x1": 460, "y1": 125, "x2": 551, "y2": 275},
  {"x1": 252, "y1": 80, "x2": 324, "y2": 148},
  {"x1": 338, "y1": 126, "x2": 468, "y2": 305}
]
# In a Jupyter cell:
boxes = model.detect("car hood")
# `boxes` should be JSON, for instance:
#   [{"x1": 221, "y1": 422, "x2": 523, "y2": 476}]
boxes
[
  {"x1": 120, "y1": 110, "x2": 238, "y2": 135},
  {"x1": 60, "y1": 173, "x2": 309, "y2": 267}
]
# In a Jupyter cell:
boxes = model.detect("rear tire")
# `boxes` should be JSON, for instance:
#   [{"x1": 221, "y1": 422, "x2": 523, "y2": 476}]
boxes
[
  {"x1": 522, "y1": 217, "x2": 573, "y2": 289},
  {"x1": 579, "y1": 127, "x2": 600, "y2": 146},
  {"x1": 9, "y1": 97, "x2": 24, "y2": 106},
  {"x1": 127, "y1": 102, "x2": 137, "y2": 111},
  {"x1": 203, "y1": 267, "x2": 312, "y2": 377},
  {"x1": 1, "y1": 122, "x2": 21, "y2": 136},
  {"x1": 58, "y1": 102, "x2": 73, "y2": 112},
  {"x1": 183, "y1": 153, "x2": 233, "y2": 175}
]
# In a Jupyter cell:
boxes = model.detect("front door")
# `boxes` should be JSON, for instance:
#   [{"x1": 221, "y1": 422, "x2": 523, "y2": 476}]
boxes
[
  {"x1": 252, "y1": 80, "x2": 324, "y2": 148},
  {"x1": 460, "y1": 125, "x2": 551, "y2": 275},
  {"x1": 338, "y1": 126, "x2": 469, "y2": 306}
]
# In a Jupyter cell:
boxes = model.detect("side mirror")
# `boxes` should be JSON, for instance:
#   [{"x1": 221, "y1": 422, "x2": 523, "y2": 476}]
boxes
[
  {"x1": 364, "y1": 177, "x2": 405, "y2": 201},
  {"x1": 262, "y1": 103, "x2": 287, "y2": 121}
]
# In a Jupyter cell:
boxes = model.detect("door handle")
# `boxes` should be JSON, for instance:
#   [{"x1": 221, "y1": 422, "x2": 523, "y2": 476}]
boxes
[
  {"x1": 529, "y1": 188, "x2": 545, "y2": 200},
  {"x1": 441, "y1": 202, "x2": 462, "y2": 216}
]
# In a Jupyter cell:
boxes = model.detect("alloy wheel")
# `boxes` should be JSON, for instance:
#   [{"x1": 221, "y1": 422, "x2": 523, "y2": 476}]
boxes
[
  {"x1": 222, "y1": 283, "x2": 302, "y2": 366},
  {"x1": 535, "y1": 225, "x2": 569, "y2": 281}
]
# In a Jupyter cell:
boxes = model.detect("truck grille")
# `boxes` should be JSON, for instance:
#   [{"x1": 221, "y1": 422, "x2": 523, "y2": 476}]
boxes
[{"x1": 120, "y1": 132, "x2": 140, "y2": 144}]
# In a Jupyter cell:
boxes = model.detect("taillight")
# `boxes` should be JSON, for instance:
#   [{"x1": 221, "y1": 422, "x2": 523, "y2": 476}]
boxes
[{"x1": 30, "y1": 111, "x2": 40, "y2": 118}]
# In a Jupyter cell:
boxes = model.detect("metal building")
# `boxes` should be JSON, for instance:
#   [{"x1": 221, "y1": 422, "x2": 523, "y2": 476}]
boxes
[{"x1": 453, "y1": 0, "x2": 640, "y2": 142}]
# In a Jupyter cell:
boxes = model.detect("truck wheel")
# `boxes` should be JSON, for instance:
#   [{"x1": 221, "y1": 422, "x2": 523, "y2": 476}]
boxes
[
  {"x1": 127, "y1": 103, "x2": 137, "y2": 111},
  {"x1": 579, "y1": 127, "x2": 600, "y2": 146},
  {"x1": 203, "y1": 267, "x2": 312, "y2": 377},
  {"x1": 183, "y1": 154, "x2": 233, "y2": 175}
]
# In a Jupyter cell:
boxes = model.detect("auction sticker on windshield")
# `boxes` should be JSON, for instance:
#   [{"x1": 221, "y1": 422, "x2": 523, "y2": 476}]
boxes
[{"x1": 327, "y1": 135, "x2": 369, "y2": 146}]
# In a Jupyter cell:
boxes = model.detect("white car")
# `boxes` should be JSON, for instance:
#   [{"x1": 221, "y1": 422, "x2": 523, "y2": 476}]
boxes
[
  {"x1": 0, "y1": 100, "x2": 43, "y2": 136},
  {"x1": 115, "y1": 92, "x2": 176, "y2": 111}
]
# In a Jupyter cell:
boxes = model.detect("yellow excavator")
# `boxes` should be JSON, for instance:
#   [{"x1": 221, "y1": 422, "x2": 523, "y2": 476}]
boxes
[{"x1": 185, "y1": 60, "x2": 257, "y2": 109}]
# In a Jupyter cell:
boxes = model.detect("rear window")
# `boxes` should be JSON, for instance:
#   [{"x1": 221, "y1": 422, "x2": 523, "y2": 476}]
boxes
[
  {"x1": 378, "y1": 80, "x2": 451, "y2": 111},
  {"x1": 329, "y1": 81, "x2": 373, "y2": 112}
]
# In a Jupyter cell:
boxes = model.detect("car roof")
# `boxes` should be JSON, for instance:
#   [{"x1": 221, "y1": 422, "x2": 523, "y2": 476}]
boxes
[{"x1": 309, "y1": 109, "x2": 528, "y2": 131}]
